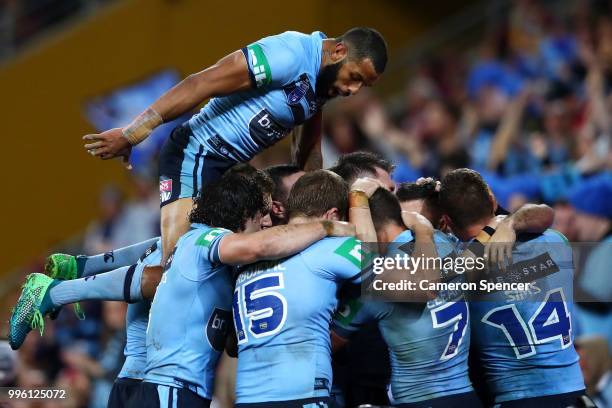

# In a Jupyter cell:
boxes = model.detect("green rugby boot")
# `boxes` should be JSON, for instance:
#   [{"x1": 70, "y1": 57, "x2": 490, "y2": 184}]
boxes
[
  {"x1": 8, "y1": 273, "x2": 58, "y2": 350},
  {"x1": 44, "y1": 253, "x2": 78, "y2": 280},
  {"x1": 43, "y1": 254, "x2": 85, "y2": 321}
]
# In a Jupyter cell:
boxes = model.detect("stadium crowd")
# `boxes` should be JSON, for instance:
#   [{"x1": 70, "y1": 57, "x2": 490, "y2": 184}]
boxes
[{"x1": 1, "y1": 1, "x2": 612, "y2": 407}]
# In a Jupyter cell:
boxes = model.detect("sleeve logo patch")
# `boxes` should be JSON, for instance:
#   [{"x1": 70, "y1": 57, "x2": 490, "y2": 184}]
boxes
[
  {"x1": 335, "y1": 298, "x2": 363, "y2": 326},
  {"x1": 196, "y1": 228, "x2": 228, "y2": 247},
  {"x1": 247, "y1": 43, "x2": 272, "y2": 87},
  {"x1": 334, "y1": 238, "x2": 364, "y2": 269}
]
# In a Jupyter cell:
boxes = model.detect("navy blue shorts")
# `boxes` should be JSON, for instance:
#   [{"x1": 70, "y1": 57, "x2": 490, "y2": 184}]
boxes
[
  {"x1": 236, "y1": 396, "x2": 336, "y2": 408},
  {"x1": 495, "y1": 390, "x2": 591, "y2": 407},
  {"x1": 396, "y1": 391, "x2": 483, "y2": 407},
  {"x1": 158, "y1": 123, "x2": 236, "y2": 207},
  {"x1": 107, "y1": 377, "x2": 141, "y2": 408},
  {"x1": 128, "y1": 381, "x2": 211, "y2": 408}
]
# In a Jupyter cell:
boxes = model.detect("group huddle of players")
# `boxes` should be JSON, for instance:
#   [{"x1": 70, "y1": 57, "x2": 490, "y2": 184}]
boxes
[{"x1": 8, "y1": 27, "x2": 593, "y2": 408}]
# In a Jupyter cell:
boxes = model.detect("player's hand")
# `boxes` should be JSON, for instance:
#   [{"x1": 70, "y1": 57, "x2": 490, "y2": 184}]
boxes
[
  {"x1": 485, "y1": 216, "x2": 516, "y2": 273},
  {"x1": 83, "y1": 128, "x2": 133, "y2": 168},
  {"x1": 351, "y1": 177, "x2": 383, "y2": 198},
  {"x1": 401, "y1": 211, "x2": 434, "y2": 235},
  {"x1": 416, "y1": 177, "x2": 441, "y2": 191},
  {"x1": 322, "y1": 221, "x2": 356, "y2": 237}
]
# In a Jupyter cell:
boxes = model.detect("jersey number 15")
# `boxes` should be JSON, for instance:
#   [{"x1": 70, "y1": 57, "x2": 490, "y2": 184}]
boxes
[{"x1": 233, "y1": 273, "x2": 287, "y2": 344}]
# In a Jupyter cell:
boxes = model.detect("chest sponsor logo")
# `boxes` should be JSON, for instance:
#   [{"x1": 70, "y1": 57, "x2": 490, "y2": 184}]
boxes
[
  {"x1": 206, "y1": 307, "x2": 232, "y2": 352},
  {"x1": 248, "y1": 109, "x2": 290, "y2": 148}
]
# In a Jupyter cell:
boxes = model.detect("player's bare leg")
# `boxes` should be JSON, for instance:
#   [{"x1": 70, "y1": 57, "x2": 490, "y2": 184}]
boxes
[
  {"x1": 160, "y1": 197, "x2": 193, "y2": 264},
  {"x1": 141, "y1": 265, "x2": 163, "y2": 299}
]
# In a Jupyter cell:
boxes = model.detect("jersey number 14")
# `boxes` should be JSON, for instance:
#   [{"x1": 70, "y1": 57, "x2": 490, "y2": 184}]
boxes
[{"x1": 482, "y1": 288, "x2": 572, "y2": 359}]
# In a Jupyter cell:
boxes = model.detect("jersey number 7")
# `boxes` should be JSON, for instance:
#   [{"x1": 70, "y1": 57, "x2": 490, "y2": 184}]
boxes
[
  {"x1": 233, "y1": 273, "x2": 287, "y2": 344},
  {"x1": 431, "y1": 300, "x2": 469, "y2": 360}
]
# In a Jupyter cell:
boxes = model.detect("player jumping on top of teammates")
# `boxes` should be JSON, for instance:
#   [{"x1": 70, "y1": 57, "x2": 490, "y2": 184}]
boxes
[{"x1": 83, "y1": 27, "x2": 388, "y2": 264}]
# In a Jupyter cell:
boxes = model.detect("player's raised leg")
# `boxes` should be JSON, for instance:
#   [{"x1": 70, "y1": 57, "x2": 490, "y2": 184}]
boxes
[
  {"x1": 8, "y1": 263, "x2": 145, "y2": 350},
  {"x1": 160, "y1": 198, "x2": 192, "y2": 263},
  {"x1": 45, "y1": 236, "x2": 159, "y2": 280}
]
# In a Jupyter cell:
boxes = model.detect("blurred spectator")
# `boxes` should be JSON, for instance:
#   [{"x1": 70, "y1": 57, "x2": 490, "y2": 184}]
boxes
[
  {"x1": 570, "y1": 173, "x2": 612, "y2": 348},
  {"x1": 0, "y1": 0, "x2": 112, "y2": 59},
  {"x1": 61, "y1": 301, "x2": 126, "y2": 408},
  {"x1": 118, "y1": 169, "x2": 160, "y2": 244},
  {"x1": 0, "y1": 340, "x2": 16, "y2": 386},
  {"x1": 82, "y1": 185, "x2": 128, "y2": 255},
  {"x1": 576, "y1": 336, "x2": 612, "y2": 408}
]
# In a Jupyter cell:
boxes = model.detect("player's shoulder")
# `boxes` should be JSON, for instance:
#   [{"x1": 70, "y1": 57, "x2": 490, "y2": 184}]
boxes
[
  {"x1": 181, "y1": 224, "x2": 231, "y2": 248},
  {"x1": 303, "y1": 236, "x2": 362, "y2": 265},
  {"x1": 306, "y1": 236, "x2": 361, "y2": 253},
  {"x1": 392, "y1": 229, "x2": 414, "y2": 243},
  {"x1": 517, "y1": 228, "x2": 568, "y2": 245},
  {"x1": 256, "y1": 31, "x2": 310, "y2": 51}
]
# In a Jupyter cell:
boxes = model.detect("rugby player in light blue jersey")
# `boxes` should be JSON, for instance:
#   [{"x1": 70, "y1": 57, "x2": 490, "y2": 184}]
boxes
[
  {"x1": 439, "y1": 168, "x2": 588, "y2": 408},
  {"x1": 332, "y1": 186, "x2": 486, "y2": 408},
  {"x1": 233, "y1": 170, "x2": 369, "y2": 407},
  {"x1": 84, "y1": 28, "x2": 388, "y2": 266},
  {"x1": 8, "y1": 165, "x2": 274, "y2": 351},
  {"x1": 137, "y1": 168, "x2": 354, "y2": 408},
  {"x1": 10, "y1": 237, "x2": 162, "y2": 405}
]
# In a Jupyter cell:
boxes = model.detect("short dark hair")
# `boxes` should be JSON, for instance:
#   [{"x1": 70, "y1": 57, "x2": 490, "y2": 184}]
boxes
[
  {"x1": 396, "y1": 180, "x2": 443, "y2": 228},
  {"x1": 189, "y1": 167, "x2": 267, "y2": 232},
  {"x1": 264, "y1": 164, "x2": 303, "y2": 203},
  {"x1": 439, "y1": 168, "x2": 494, "y2": 230},
  {"x1": 396, "y1": 181, "x2": 438, "y2": 203},
  {"x1": 338, "y1": 27, "x2": 388, "y2": 74},
  {"x1": 329, "y1": 151, "x2": 394, "y2": 185},
  {"x1": 287, "y1": 170, "x2": 349, "y2": 220},
  {"x1": 370, "y1": 188, "x2": 403, "y2": 230}
]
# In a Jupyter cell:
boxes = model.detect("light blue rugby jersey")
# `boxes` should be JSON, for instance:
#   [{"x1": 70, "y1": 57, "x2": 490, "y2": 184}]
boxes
[
  {"x1": 189, "y1": 31, "x2": 326, "y2": 162},
  {"x1": 144, "y1": 225, "x2": 234, "y2": 399},
  {"x1": 333, "y1": 230, "x2": 475, "y2": 404},
  {"x1": 233, "y1": 236, "x2": 363, "y2": 403},
  {"x1": 468, "y1": 229, "x2": 584, "y2": 403},
  {"x1": 118, "y1": 238, "x2": 162, "y2": 380}
]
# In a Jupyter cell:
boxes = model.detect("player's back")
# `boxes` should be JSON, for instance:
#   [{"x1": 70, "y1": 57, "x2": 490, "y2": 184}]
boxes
[
  {"x1": 334, "y1": 230, "x2": 474, "y2": 404},
  {"x1": 469, "y1": 229, "x2": 584, "y2": 403},
  {"x1": 144, "y1": 225, "x2": 233, "y2": 399},
  {"x1": 189, "y1": 31, "x2": 325, "y2": 162},
  {"x1": 233, "y1": 236, "x2": 362, "y2": 404}
]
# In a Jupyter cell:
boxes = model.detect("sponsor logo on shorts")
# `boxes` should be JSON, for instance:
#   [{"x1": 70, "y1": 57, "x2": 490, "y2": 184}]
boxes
[{"x1": 160, "y1": 179, "x2": 172, "y2": 203}]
